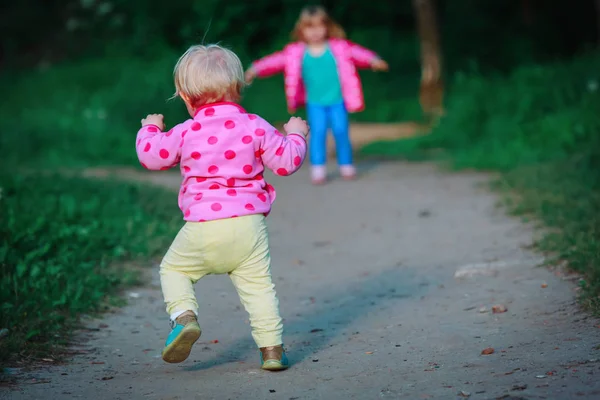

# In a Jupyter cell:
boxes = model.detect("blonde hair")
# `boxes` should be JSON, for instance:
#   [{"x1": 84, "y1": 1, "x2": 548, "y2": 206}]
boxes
[
  {"x1": 173, "y1": 44, "x2": 245, "y2": 108},
  {"x1": 291, "y1": 6, "x2": 346, "y2": 42}
]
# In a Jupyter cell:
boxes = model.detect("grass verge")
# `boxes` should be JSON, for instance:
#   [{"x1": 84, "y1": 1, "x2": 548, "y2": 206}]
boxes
[{"x1": 0, "y1": 172, "x2": 182, "y2": 368}]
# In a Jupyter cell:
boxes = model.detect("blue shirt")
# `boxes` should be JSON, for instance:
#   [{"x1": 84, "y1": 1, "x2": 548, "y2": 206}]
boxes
[{"x1": 302, "y1": 46, "x2": 343, "y2": 106}]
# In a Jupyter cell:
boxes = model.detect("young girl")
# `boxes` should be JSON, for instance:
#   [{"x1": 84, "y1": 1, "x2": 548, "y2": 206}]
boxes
[
  {"x1": 136, "y1": 44, "x2": 309, "y2": 371},
  {"x1": 245, "y1": 5, "x2": 388, "y2": 185}
]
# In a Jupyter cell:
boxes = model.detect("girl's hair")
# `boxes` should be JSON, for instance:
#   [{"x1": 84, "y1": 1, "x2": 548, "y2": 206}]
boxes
[
  {"x1": 173, "y1": 44, "x2": 246, "y2": 108},
  {"x1": 291, "y1": 6, "x2": 346, "y2": 41}
]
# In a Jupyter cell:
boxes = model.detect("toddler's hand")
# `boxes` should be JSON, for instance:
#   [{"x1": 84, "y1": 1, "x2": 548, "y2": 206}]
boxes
[
  {"x1": 141, "y1": 114, "x2": 165, "y2": 131},
  {"x1": 283, "y1": 117, "x2": 309, "y2": 137},
  {"x1": 371, "y1": 58, "x2": 389, "y2": 72}
]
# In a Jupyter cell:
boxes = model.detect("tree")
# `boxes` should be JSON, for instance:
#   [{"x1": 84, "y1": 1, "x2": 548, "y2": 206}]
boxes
[{"x1": 412, "y1": 0, "x2": 444, "y2": 120}]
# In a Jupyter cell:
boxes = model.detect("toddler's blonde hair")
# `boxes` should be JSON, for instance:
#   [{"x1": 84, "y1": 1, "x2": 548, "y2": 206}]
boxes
[
  {"x1": 291, "y1": 6, "x2": 346, "y2": 42},
  {"x1": 173, "y1": 44, "x2": 245, "y2": 108}
]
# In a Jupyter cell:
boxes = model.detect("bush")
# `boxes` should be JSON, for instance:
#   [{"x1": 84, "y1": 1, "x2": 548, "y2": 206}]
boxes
[
  {"x1": 0, "y1": 172, "x2": 182, "y2": 365},
  {"x1": 362, "y1": 52, "x2": 600, "y2": 307}
]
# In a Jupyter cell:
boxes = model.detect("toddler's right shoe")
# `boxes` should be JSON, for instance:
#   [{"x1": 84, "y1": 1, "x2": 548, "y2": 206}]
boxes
[
  {"x1": 260, "y1": 345, "x2": 289, "y2": 371},
  {"x1": 311, "y1": 165, "x2": 327, "y2": 185},
  {"x1": 162, "y1": 312, "x2": 201, "y2": 363}
]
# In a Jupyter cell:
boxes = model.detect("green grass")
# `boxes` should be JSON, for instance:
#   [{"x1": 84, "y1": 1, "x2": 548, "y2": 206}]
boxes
[
  {"x1": 362, "y1": 52, "x2": 600, "y2": 309},
  {"x1": 0, "y1": 172, "x2": 182, "y2": 367}
]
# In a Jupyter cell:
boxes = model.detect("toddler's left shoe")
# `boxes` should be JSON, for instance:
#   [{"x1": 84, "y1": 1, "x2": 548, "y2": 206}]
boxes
[
  {"x1": 260, "y1": 345, "x2": 289, "y2": 371},
  {"x1": 162, "y1": 312, "x2": 201, "y2": 363}
]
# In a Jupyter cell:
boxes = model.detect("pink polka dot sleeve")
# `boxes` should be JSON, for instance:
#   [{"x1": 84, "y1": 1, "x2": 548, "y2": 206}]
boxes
[
  {"x1": 135, "y1": 122, "x2": 187, "y2": 170},
  {"x1": 348, "y1": 40, "x2": 379, "y2": 69},
  {"x1": 256, "y1": 117, "x2": 307, "y2": 177}
]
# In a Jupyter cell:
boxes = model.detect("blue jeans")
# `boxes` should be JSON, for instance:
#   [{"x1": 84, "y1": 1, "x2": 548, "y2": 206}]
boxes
[{"x1": 306, "y1": 102, "x2": 352, "y2": 166}]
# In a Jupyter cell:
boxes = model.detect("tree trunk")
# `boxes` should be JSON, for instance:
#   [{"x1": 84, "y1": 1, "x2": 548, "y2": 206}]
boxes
[{"x1": 412, "y1": 0, "x2": 444, "y2": 120}]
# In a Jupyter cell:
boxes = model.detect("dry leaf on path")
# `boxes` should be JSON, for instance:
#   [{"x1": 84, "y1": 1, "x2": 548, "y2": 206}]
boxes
[
  {"x1": 481, "y1": 347, "x2": 495, "y2": 355},
  {"x1": 492, "y1": 304, "x2": 507, "y2": 313}
]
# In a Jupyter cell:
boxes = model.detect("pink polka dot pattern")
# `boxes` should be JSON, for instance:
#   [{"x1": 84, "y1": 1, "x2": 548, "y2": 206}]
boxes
[
  {"x1": 208, "y1": 136, "x2": 218, "y2": 145},
  {"x1": 224, "y1": 150, "x2": 236, "y2": 160},
  {"x1": 191, "y1": 122, "x2": 201, "y2": 131},
  {"x1": 277, "y1": 168, "x2": 288, "y2": 176},
  {"x1": 294, "y1": 156, "x2": 302, "y2": 166},
  {"x1": 243, "y1": 165, "x2": 253, "y2": 174},
  {"x1": 209, "y1": 184, "x2": 220, "y2": 190},
  {"x1": 184, "y1": 209, "x2": 191, "y2": 217},
  {"x1": 257, "y1": 193, "x2": 267, "y2": 202},
  {"x1": 255, "y1": 128, "x2": 265, "y2": 137},
  {"x1": 146, "y1": 126, "x2": 158, "y2": 133},
  {"x1": 208, "y1": 165, "x2": 219, "y2": 174},
  {"x1": 194, "y1": 193, "x2": 203, "y2": 200},
  {"x1": 245, "y1": 203, "x2": 255, "y2": 211},
  {"x1": 242, "y1": 135, "x2": 253, "y2": 144},
  {"x1": 224, "y1": 120, "x2": 235, "y2": 129},
  {"x1": 144, "y1": 143, "x2": 151, "y2": 152},
  {"x1": 227, "y1": 178, "x2": 236, "y2": 187},
  {"x1": 248, "y1": 114, "x2": 257, "y2": 120},
  {"x1": 165, "y1": 129, "x2": 174, "y2": 137},
  {"x1": 227, "y1": 189, "x2": 237, "y2": 197},
  {"x1": 140, "y1": 162, "x2": 148, "y2": 169},
  {"x1": 204, "y1": 107, "x2": 215, "y2": 116},
  {"x1": 275, "y1": 147, "x2": 285, "y2": 156},
  {"x1": 159, "y1": 149, "x2": 170, "y2": 159},
  {"x1": 196, "y1": 177, "x2": 207, "y2": 183},
  {"x1": 211, "y1": 203, "x2": 222, "y2": 211},
  {"x1": 181, "y1": 130, "x2": 188, "y2": 137},
  {"x1": 191, "y1": 152, "x2": 201, "y2": 160},
  {"x1": 183, "y1": 166, "x2": 191, "y2": 173},
  {"x1": 182, "y1": 186, "x2": 188, "y2": 194}
]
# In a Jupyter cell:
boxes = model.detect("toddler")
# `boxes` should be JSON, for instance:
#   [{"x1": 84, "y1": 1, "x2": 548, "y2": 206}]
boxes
[
  {"x1": 135, "y1": 44, "x2": 309, "y2": 371},
  {"x1": 246, "y1": 5, "x2": 388, "y2": 185}
]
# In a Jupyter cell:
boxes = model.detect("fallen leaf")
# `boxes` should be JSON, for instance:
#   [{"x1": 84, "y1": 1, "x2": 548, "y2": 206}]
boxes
[
  {"x1": 541, "y1": 283, "x2": 548, "y2": 288},
  {"x1": 481, "y1": 347, "x2": 495, "y2": 355},
  {"x1": 492, "y1": 304, "x2": 508, "y2": 314},
  {"x1": 365, "y1": 351, "x2": 374, "y2": 355}
]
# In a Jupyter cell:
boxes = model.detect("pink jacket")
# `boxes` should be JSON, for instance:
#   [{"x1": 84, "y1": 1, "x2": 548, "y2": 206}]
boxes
[
  {"x1": 251, "y1": 38, "x2": 379, "y2": 113},
  {"x1": 136, "y1": 102, "x2": 307, "y2": 222}
]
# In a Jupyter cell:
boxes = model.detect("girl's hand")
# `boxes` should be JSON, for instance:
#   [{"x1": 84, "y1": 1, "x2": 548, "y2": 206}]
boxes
[
  {"x1": 141, "y1": 114, "x2": 165, "y2": 131},
  {"x1": 371, "y1": 59, "x2": 389, "y2": 72},
  {"x1": 283, "y1": 116, "x2": 309, "y2": 137},
  {"x1": 245, "y1": 68, "x2": 257, "y2": 84}
]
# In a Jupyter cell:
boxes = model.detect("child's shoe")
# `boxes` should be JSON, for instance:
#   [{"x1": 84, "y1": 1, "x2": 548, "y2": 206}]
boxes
[
  {"x1": 162, "y1": 312, "x2": 201, "y2": 363},
  {"x1": 260, "y1": 345, "x2": 289, "y2": 371},
  {"x1": 311, "y1": 165, "x2": 327, "y2": 185},
  {"x1": 339, "y1": 165, "x2": 357, "y2": 181}
]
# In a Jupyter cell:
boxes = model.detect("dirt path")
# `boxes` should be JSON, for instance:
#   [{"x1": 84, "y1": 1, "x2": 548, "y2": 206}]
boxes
[{"x1": 7, "y1": 161, "x2": 600, "y2": 400}]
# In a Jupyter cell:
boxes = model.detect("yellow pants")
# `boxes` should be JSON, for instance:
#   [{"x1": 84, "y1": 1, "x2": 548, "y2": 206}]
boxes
[{"x1": 159, "y1": 215, "x2": 283, "y2": 348}]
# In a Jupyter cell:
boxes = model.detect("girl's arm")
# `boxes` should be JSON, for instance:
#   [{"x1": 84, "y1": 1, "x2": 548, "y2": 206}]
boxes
[
  {"x1": 256, "y1": 117, "x2": 307, "y2": 176},
  {"x1": 136, "y1": 115, "x2": 185, "y2": 170},
  {"x1": 348, "y1": 40, "x2": 387, "y2": 70},
  {"x1": 249, "y1": 50, "x2": 286, "y2": 78}
]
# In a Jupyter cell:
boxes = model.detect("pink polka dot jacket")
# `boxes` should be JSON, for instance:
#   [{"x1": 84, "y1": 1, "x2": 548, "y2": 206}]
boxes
[
  {"x1": 251, "y1": 39, "x2": 379, "y2": 113},
  {"x1": 136, "y1": 102, "x2": 307, "y2": 222}
]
